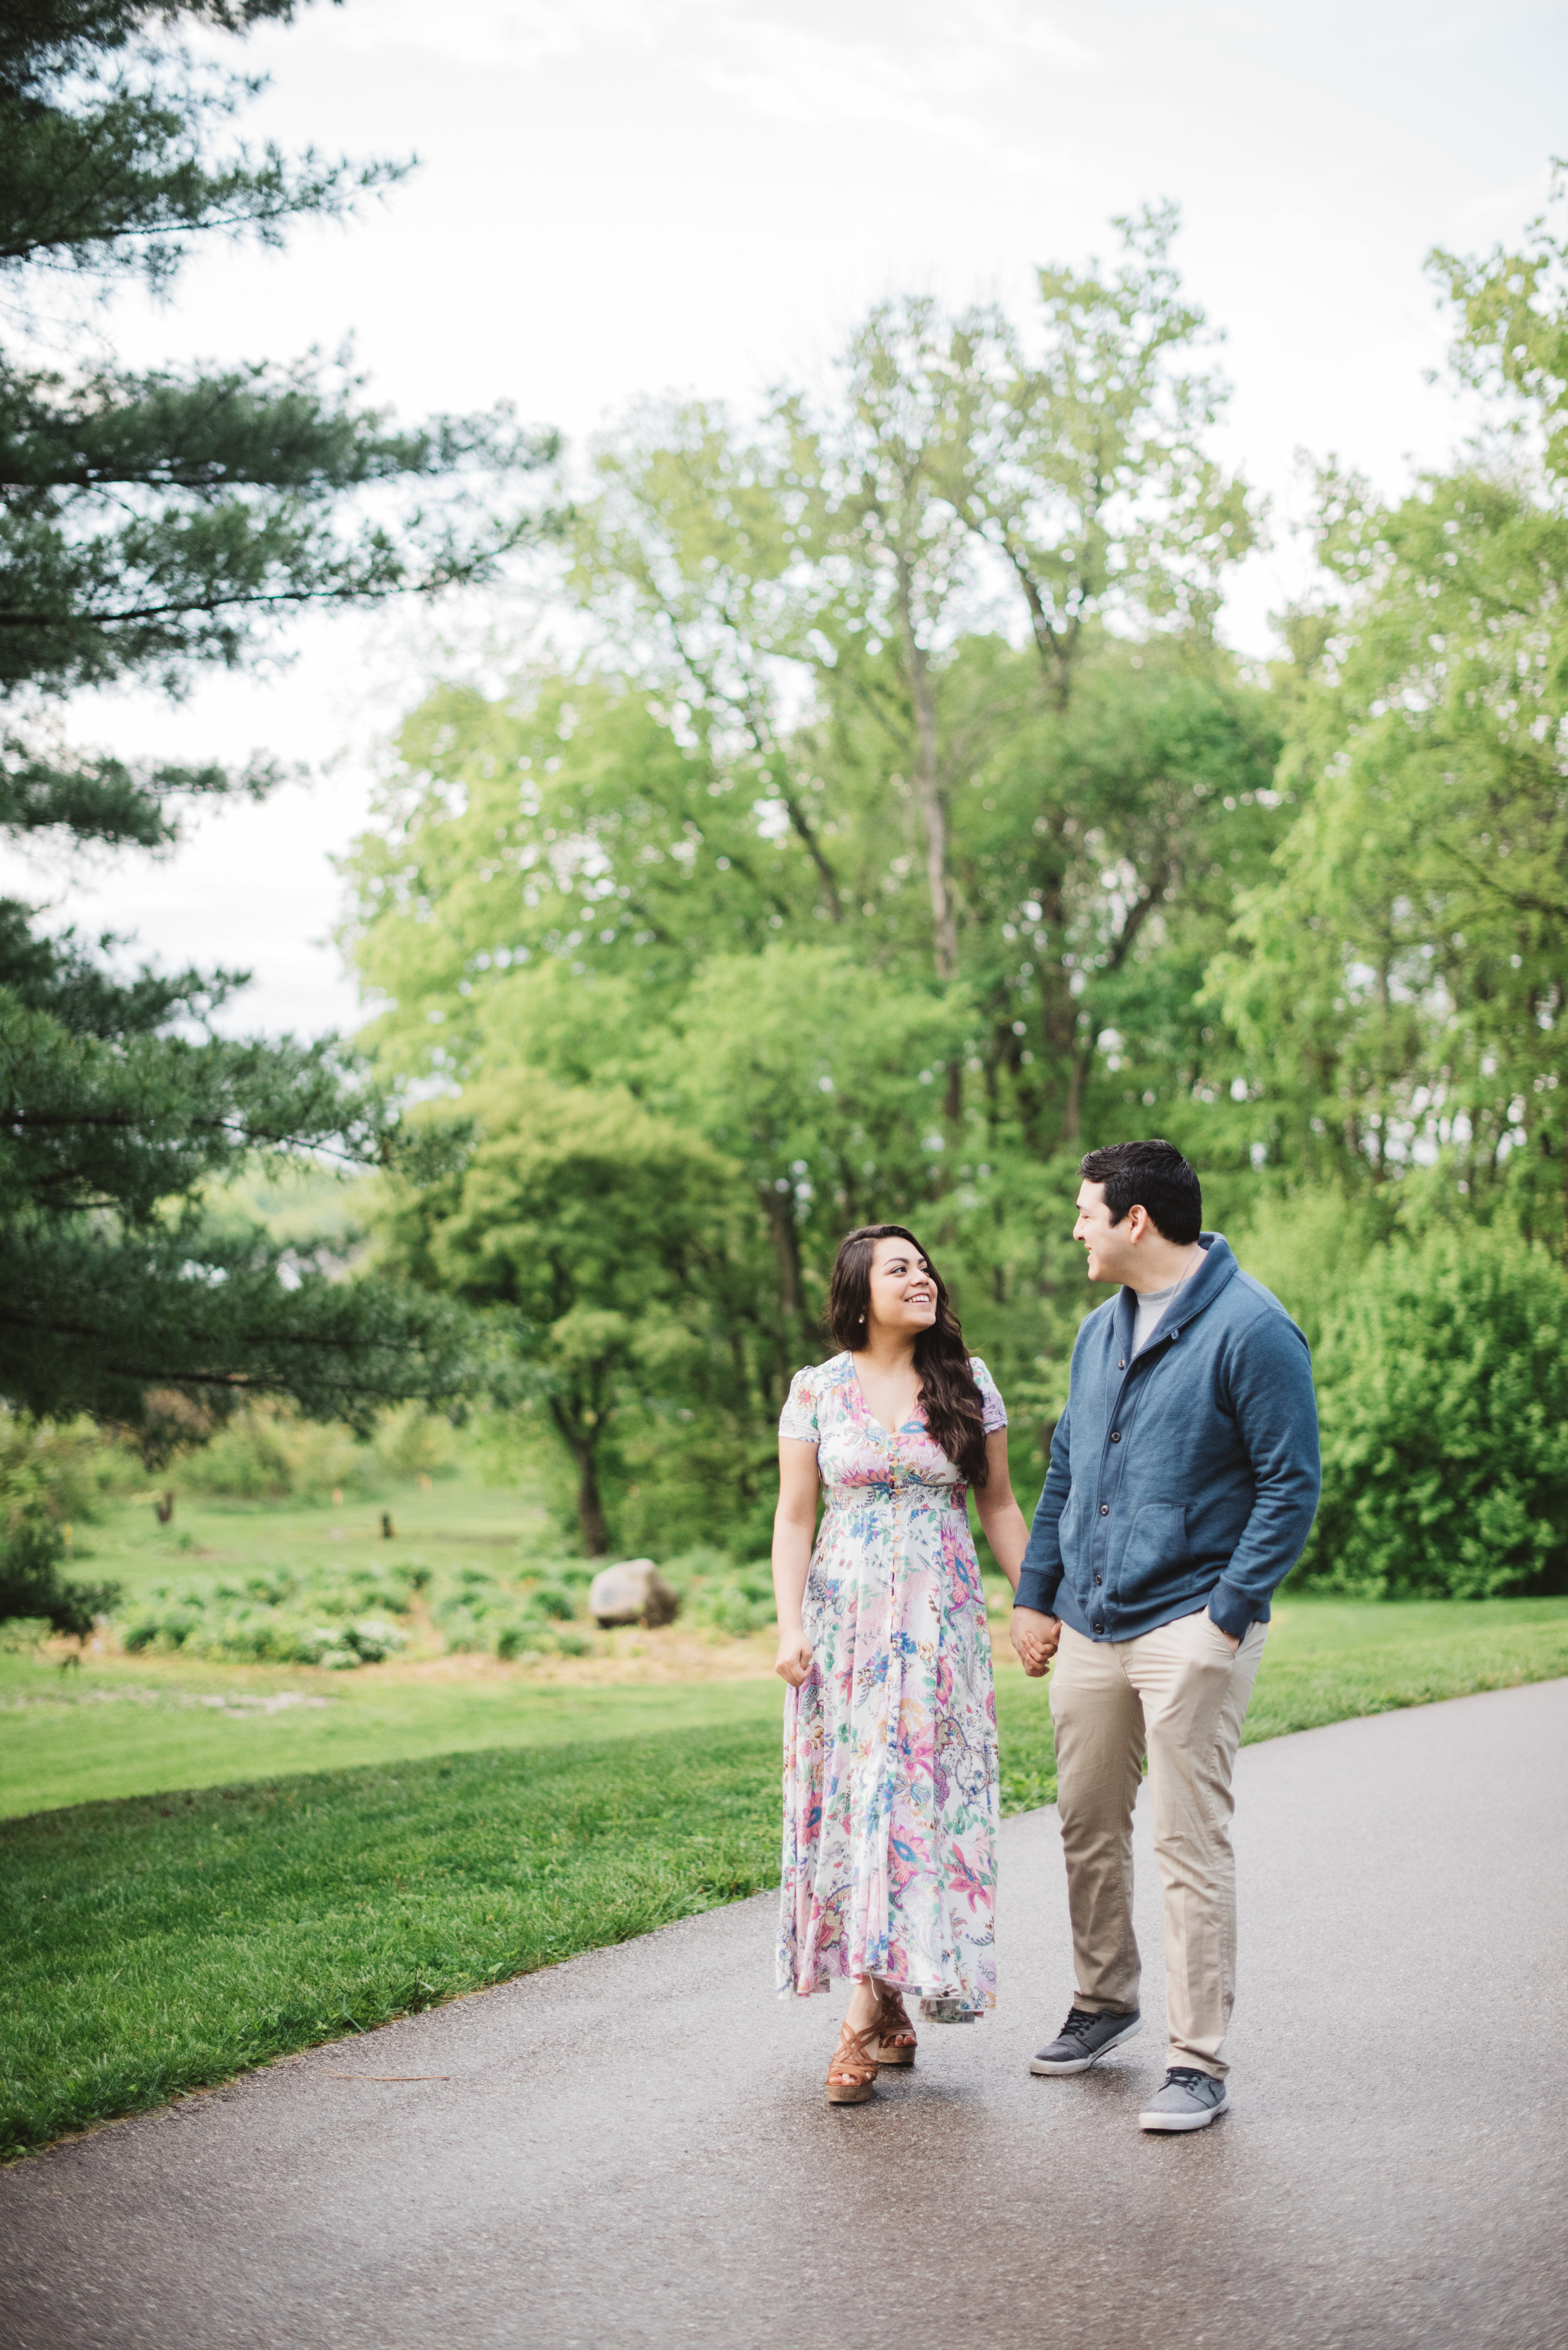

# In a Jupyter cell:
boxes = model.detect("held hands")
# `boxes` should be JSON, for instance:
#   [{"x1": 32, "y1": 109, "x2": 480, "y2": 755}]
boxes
[
  {"x1": 1010, "y1": 1606, "x2": 1061, "y2": 1679},
  {"x1": 774, "y1": 1630, "x2": 813, "y2": 1688}
]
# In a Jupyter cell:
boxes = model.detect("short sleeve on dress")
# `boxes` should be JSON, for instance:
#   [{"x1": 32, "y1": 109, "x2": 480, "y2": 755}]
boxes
[
  {"x1": 970, "y1": 1356, "x2": 1008, "y2": 1433},
  {"x1": 779, "y1": 1364, "x2": 819, "y2": 1442}
]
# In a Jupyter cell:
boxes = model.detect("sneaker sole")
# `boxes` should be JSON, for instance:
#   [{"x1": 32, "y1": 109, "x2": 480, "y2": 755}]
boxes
[
  {"x1": 1139, "y1": 2092, "x2": 1228, "y2": 2132},
  {"x1": 1029, "y1": 2016, "x2": 1143, "y2": 2075}
]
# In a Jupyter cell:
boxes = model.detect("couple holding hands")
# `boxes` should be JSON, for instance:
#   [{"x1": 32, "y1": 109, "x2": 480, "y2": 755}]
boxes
[{"x1": 771, "y1": 1138, "x2": 1321, "y2": 2130}]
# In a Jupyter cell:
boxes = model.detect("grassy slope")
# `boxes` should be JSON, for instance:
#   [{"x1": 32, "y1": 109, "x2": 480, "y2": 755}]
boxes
[
  {"x1": 0, "y1": 1658, "x2": 781, "y2": 1817},
  {"x1": 68, "y1": 1479, "x2": 549, "y2": 1607},
  {"x1": 3, "y1": 1597, "x2": 1566, "y2": 2161}
]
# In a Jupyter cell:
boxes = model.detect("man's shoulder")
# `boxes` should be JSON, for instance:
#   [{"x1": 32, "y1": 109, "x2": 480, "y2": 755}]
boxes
[
  {"x1": 1071, "y1": 1295, "x2": 1120, "y2": 1351},
  {"x1": 1220, "y1": 1268, "x2": 1310, "y2": 1353}
]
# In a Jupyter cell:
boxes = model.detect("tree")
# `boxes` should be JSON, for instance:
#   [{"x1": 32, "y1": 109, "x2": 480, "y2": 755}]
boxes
[
  {"x1": 1210, "y1": 184, "x2": 1568, "y2": 1237},
  {"x1": 0, "y1": 1, "x2": 554, "y2": 1619},
  {"x1": 344, "y1": 215, "x2": 1285, "y2": 1551},
  {"x1": 376, "y1": 1073, "x2": 743, "y2": 1556},
  {"x1": 951, "y1": 203, "x2": 1258, "y2": 708},
  {"x1": 662, "y1": 943, "x2": 965, "y2": 1373}
]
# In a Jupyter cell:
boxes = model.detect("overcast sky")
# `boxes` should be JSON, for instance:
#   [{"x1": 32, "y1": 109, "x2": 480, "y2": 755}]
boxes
[{"x1": 20, "y1": 0, "x2": 1567, "y2": 1036}]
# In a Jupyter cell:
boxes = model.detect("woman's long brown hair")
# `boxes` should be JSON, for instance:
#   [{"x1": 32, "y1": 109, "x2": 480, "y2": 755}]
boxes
[{"x1": 826, "y1": 1223, "x2": 988, "y2": 1486}]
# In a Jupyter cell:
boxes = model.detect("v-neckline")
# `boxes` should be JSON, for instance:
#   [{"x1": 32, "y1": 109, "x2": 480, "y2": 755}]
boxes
[{"x1": 849, "y1": 1358, "x2": 923, "y2": 1440}]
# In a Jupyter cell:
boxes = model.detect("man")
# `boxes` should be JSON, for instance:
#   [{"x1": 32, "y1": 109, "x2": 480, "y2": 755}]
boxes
[{"x1": 1011, "y1": 1139, "x2": 1320, "y2": 2132}]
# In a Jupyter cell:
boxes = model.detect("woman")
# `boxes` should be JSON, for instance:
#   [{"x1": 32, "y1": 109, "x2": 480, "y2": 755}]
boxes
[{"x1": 772, "y1": 1223, "x2": 1030, "y2": 2104}]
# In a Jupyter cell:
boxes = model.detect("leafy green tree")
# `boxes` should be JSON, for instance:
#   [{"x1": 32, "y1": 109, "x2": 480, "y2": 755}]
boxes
[
  {"x1": 345, "y1": 213, "x2": 1289, "y2": 1549},
  {"x1": 1211, "y1": 186, "x2": 1568, "y2": 1235},
  {"x1": 661, "y1": 943, "x2": 964, "y2": 1364},
  {"x1": 950, "y1": 203, "x2": 1258, "y2": 706},
  {"x1": 376, "y1": 1073, "x2": 743, "y2": 1556},
  {"x1": 0, "y1": 1, "x2": 553, "y2": 1620}
]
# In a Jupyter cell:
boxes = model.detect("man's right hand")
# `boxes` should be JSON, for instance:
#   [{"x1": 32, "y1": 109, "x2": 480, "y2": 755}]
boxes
[{"x1": 1010, "y1": 1607, "x2": 1061, "y2": 1678}]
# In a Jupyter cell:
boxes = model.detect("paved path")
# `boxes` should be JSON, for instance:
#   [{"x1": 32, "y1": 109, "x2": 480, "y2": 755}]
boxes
[{"x1": 4, "y1": 1681, "x2": 1567, "y2": 2350}]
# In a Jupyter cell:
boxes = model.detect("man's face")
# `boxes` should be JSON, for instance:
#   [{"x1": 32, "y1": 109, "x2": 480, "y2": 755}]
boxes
[{"x1": 1074, "y1": 1180, "x2": 1141, "y2": 1285}]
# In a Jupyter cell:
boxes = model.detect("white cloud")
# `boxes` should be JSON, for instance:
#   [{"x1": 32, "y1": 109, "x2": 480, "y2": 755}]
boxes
[
  {"x1": 319, "y1": 0, "x2": 660, "y2": 71},
  {"x1": 697, "y1": 11, "x2": 1081, "y2": 173}
]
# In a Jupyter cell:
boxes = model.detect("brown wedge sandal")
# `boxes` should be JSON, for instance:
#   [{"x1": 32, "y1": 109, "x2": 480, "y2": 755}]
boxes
[
  {"x1": 826, "y1": 2019, "x2": 881, "y2": 2105},
  {"x1": 876, "y1": 1989, "x2": 918, "y2": 2067}
]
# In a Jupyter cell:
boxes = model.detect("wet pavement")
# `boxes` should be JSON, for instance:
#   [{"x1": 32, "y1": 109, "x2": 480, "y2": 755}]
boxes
[{"x1": 3, "y1": 1677, "x2": 1565, "y2": 2350}]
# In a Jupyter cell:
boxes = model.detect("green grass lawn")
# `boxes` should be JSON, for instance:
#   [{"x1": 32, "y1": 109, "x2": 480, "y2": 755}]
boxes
[
  {"x1": 0, "y1": 1652, "x2": 782, "y2": 1817},
  {"x1": 66, "y1": 1474, "x2": 553, "y2": 1605},
  {"x1": 3, "y1": 1594, "x2": 1565, "y2": 2162}
]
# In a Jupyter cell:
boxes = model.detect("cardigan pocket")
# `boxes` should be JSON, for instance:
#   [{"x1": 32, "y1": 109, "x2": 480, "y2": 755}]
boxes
[{"x1": 1116, "y1": 1502, "x2": 1190, "y2": 1603}]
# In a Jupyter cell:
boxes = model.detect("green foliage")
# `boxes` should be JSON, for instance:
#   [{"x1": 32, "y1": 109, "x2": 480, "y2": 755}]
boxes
[
  {"x1": 660, "y1": 1545, "x2": 777, "y2": 1637},
  {"x1": 0, "y1": 0, "x2": 554, "y2": 1515},
  {"x1": 340, "y1": 185, "x2": 1568, "y2": 1570},
  {"x1": 1302, "y1": 1227, "x2": 1568, "y2": 1598},
  {"x1": 0, "y1": 1406, "x2": 128, "y2": 1636},
  {"x1": 1, "y1": 1, "x2": 398, "y2": 297},
  {"x1": 1209, "y1": 181, "x2": 1568, "y2": 1238},
  {"x1": 376, "y1": 1069, "x2": 753, "y2": 1555},
  {"x1": 117, "y1": 1556, "x2": 418, "y2": 1665},
  {"x1": 171, "y1": 1400, "x2": 460, "y2": 1502}
]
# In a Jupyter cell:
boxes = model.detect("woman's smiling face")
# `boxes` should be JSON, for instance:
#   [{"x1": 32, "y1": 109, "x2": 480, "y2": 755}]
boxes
[{"x1": 864, "y1": 1235, "x2": 938, "y2": 1339}]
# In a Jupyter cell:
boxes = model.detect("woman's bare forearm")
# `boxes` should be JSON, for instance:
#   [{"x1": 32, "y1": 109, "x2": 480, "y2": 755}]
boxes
[
  {"x1": 771, "y1": 1507, "x2": 813, "y2": 1633},
  {"x1": 975, "y1": 1428, "x2": 1028, "y2": 1588},
  {"x1": 975, "y1": 1497, "x2": 1029, "y2": 1588}
]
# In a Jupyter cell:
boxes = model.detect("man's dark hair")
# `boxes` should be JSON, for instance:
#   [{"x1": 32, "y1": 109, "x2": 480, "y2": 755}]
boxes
[{"x1": 1079, "y1": 1139, "x2": 1202, "y2": 1245}]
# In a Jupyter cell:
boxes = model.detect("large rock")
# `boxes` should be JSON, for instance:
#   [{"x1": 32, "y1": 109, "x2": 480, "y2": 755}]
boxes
[{"x1": 589, "y1": 1560, "x2": 681, "y2": 1630}]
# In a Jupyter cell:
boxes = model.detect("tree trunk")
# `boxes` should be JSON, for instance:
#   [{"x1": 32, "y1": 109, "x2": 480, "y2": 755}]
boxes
[
  {"x1": 898, "y1": 563, "x2": 957, "y2": 982},
  {"x1": 549, "y1": 1396, "x2": 611, "y2": 1558},
  {"x1": 762, "y1": 1181, "x2": 809, "y2": 1359},
  {"x1": 575, "y1": 1445, "x2": 610, "y2": 1559}
]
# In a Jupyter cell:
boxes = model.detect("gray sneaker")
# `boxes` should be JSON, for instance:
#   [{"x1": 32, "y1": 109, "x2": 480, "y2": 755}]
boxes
[
  {"x1": 1139, "y1": 2067, "x2": 1229, "y2": 2131},
  {"x1": 1029, "y1": 2006, "x2": 1142, "y2": 2074}
]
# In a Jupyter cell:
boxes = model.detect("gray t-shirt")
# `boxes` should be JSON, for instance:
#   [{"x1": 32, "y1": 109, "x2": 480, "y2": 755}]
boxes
[{"x1": 1131, "y1": 1277, "x2": 1182, "y2": 1355}]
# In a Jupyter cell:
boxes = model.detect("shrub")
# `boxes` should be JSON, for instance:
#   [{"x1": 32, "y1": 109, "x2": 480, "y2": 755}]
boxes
[
  {"x1": 173, "y1": 1404, "x2": 364, "y2": 1502},
  {"x1": 1301, "y1": 1225, "x2": 1568, "y2": 1598},
  {"x1": 494, "y1": 1620, "x2": 554, "y2": 1661},
  {"x1": 0, "y1": 1411, "x2": 127, "y2": 1634},
  {"x1": 528, "y1": 1582, "x2": 579, "y2": 1621},
  {"x1": 662, "y1": 1548, "x2": 776, "y2": 1639}
]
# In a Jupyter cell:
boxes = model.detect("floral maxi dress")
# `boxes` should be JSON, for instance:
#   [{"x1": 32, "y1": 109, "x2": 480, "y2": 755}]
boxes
[{"x1": 776, "y1": 1351, "x2": 1007, "y2": 2014}]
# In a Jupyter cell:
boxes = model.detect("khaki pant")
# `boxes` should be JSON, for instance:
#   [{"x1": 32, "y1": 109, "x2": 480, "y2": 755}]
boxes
[{"x1": 1048, "y1": 1609, "x2": 1266, "y2": 2078}]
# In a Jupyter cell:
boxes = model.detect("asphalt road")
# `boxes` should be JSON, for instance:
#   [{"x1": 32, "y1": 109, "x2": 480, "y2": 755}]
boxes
[{"x1": 4, "y1": 1679, "x2": 1566, "y2": 2350}]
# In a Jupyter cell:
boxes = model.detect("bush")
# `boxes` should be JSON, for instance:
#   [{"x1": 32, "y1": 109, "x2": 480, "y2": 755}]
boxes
[
  {"x1": 117, "y1": 1570, "x2": 412, "y2": 1666},
  {"x1": 493, "y1": 1620, "x2": 553, "y2": 1661},
  {"x1": 173, "y1": 1405, "x2": 365, "y2": 1502},
  {"x1": 528, "y1": 1582, "x2": 579, "y2": 1620},
  {"x1": 169, "y1": 1400, "x2": 461, "y2": 1503},
  {"x1": 0, "y1": 1410, "x2": 127, "y2": 1634},
  {"x1": 1301, "y1": 1225, "x2": 1568, "y2": 1598},
  {"x1": 660, "y1": 1547, "x2": 775, "y2": 1639}
]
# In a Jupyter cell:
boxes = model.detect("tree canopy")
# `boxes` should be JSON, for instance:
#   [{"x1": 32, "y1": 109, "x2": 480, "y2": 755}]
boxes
[
  {"x1": 0, "y1": 0, "x2": 553, "y2": 1624},
  {"x1": 346, "y1": 214, "x2": 1288, "y2": 1553},
  {"x1": 347, "y1": 188, "x2": 1568, "y2": 1594}
]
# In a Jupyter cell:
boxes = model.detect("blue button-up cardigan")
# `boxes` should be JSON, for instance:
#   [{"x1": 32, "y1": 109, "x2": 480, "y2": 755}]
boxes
[{"x1": 1015, "y1": 1234, "x2": 1322, "y2": 1643}]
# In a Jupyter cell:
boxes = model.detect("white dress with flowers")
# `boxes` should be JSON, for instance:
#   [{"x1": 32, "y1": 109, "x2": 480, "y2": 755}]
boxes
[{"x1": 776, "y1": 1351, "x2": 1006, "y2": 2014}]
